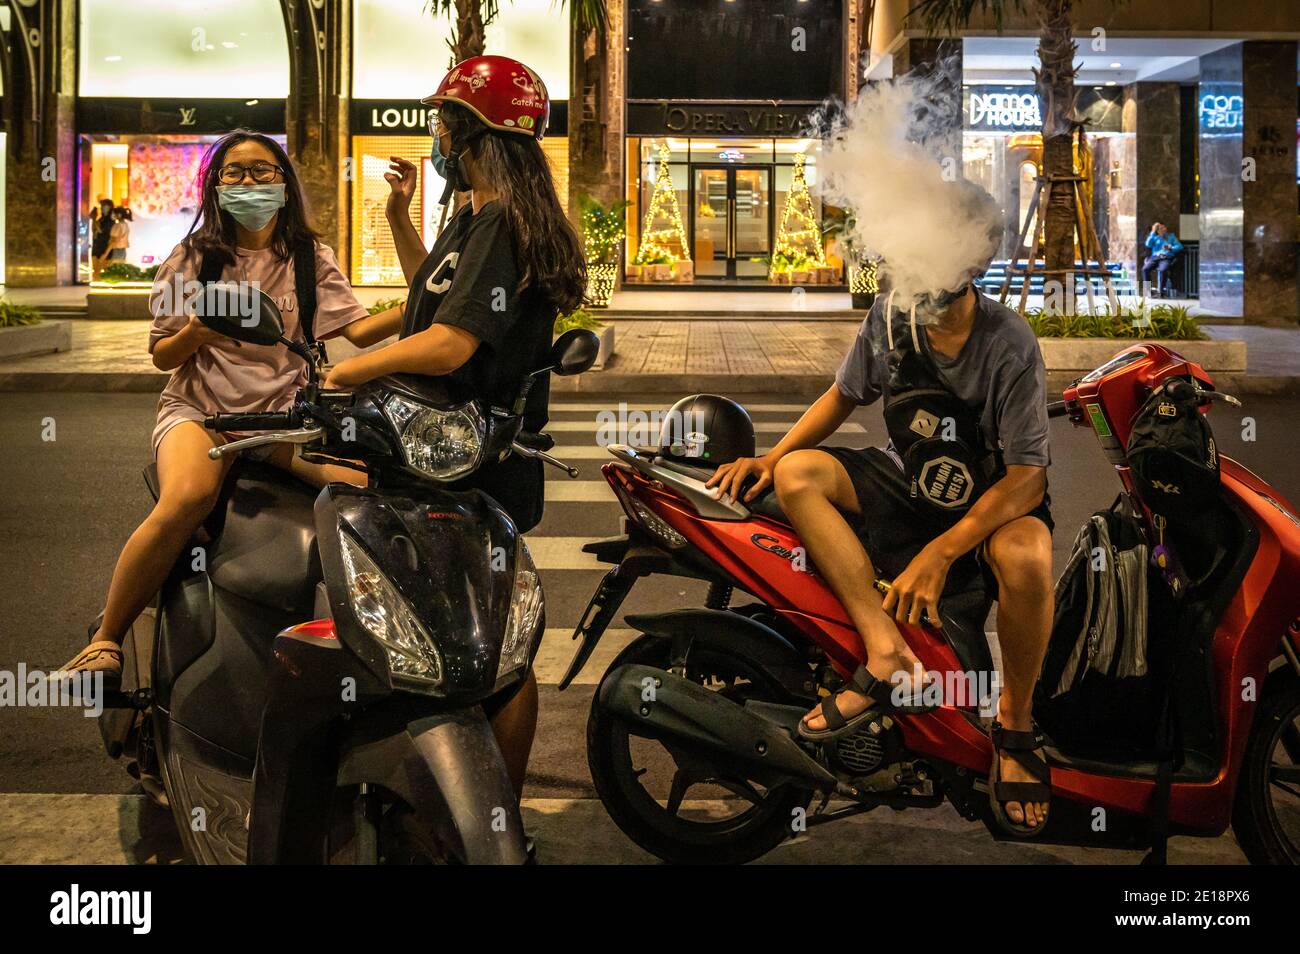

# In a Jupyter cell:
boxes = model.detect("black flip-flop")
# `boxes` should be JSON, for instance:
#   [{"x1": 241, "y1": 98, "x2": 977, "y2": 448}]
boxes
[{"x1": 988, "y1": 721, "x2": 1052, "y2": 837}]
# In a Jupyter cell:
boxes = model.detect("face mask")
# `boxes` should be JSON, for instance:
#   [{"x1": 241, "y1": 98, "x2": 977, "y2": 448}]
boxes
[
  {"x1": 430, "y1": 136, "x2": 450, "y2": 180},
  {"x1": 217, "y1": 183, "x2": 286, "y2": 231}
]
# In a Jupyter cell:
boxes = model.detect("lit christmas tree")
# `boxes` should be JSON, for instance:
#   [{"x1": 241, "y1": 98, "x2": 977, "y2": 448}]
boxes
[
  {"x1": 634, "y1": 143, "x2": 691, "y2": 266},
  {"x1": 770, "y1": 153, "x2": 826, "y2": 278}
]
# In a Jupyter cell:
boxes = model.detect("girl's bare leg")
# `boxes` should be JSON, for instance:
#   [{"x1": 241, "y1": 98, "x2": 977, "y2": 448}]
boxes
[{"x1": 92, "y1": 422, "x2": 233, "y2": 646}]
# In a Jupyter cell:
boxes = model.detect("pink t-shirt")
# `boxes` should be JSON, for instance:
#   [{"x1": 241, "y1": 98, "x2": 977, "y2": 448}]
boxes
[{"x1": 148, "y1": 241, "x2": 367, "y2": 455}]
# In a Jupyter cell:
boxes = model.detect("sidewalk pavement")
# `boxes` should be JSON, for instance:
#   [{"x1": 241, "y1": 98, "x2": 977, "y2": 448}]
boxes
[{"x1": 0, "y1": 317, "x2": 1297, "y2": 396}]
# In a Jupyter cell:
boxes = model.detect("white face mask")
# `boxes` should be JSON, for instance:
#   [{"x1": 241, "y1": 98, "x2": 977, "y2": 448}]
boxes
[{"x1": 217, "y1": 183, "x2": 286, "y2": 231}]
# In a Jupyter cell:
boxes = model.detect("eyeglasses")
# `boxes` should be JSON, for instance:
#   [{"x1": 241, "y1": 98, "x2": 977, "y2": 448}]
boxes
[
  {"x1": 427, "y1": 113, "x2": 446, "y2": 139},
  {"x1": 218, "y1": 162, "x2": 284, "y2": 185}
]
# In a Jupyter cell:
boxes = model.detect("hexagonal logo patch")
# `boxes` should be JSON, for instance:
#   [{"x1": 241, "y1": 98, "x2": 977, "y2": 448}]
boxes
[{"x1": 918, "y1": 455, "x2": 973, "y2": 508}]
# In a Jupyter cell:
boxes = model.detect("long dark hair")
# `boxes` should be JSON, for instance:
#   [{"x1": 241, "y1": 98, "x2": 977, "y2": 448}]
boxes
[
  {"x1": 443, "y1": 103, "x2": 586, "y2": 315},
  {"x1": 183, "y1": 130, "x2": 316, "y2": 271}
]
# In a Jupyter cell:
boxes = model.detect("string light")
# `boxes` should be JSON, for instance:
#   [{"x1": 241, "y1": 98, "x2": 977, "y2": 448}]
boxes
[
  {"x1": 770, "y1": 153, "x2": 826, "y2": 278},
  {"x1": 635, "y1": 143, "x2": 692, "y2": 266}
]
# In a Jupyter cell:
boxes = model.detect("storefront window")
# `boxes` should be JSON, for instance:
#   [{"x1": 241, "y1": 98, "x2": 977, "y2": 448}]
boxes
[
  {"x1": 349, "y1": 134, "x2": 568, "y2": 287},
  {"x1": 627, "y1": 137, "x2": 827, "y2": 284},
  {"x1": 353, "y1": 0, "x2": 569, "y2": 99},
  {"x1": 79, "y1": 0, "x2": 289, "y2": 98},
  {"x1": 78, "y1": 134, "x2": 288, "y2": 283}
]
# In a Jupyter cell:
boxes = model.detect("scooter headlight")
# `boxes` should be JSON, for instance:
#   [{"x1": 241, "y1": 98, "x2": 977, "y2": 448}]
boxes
[
  {"x1": 383, "y1": 393, "x2": 485, "y2": 481},
  {"x1": 338, "y1": 531, "x2": 444, "y2": 687},
  {"x1": 497, "y1": 539, "x2": 544, "y2": 680}
]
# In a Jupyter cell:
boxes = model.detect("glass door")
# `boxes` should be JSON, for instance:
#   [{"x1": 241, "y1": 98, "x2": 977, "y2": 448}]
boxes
[
  {"x1": 733, "y1": 167, "x2": 771, "y2": 279},
  {"x1": 692, "y1": 167, "x2": 730, "y2": 278},
  {"x1": 691, "y1": 165, "x2": 772, "y2": 280}
]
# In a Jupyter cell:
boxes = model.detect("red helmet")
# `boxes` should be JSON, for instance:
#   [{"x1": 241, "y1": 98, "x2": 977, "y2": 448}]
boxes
[{"x1": 421, "y1": 55, "x2": 550, "y2": 141}]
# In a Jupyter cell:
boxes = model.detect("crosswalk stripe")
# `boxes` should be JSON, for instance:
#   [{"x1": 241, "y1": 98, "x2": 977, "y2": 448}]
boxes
[
  {"x1": 542, "y1": 481, "x2": 615, "y2": 502},
  {"x1": 533, "y1": 627, "x2": 638, "y2": 684},
  {"x1": 544, "y1": 420, "x2": 864, "y2": 434},
  {"x1": 524, "y1": 536, "x2": 607, "y2": 570}
]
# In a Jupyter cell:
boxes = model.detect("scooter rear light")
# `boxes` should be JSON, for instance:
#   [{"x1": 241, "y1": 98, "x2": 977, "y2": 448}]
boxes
[{"x1": 614, "y1": 484, "x2": 687, "y2": 549}]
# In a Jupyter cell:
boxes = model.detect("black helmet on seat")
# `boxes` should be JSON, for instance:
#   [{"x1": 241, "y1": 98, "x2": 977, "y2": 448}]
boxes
[{"x1": 657, "y1": 394, "x2": 755, "y2": 467}]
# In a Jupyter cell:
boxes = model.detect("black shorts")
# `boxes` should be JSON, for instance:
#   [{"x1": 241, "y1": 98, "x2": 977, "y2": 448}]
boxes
[{"x1": 815, "y1": 446, "x2": 1052, "y2": 669}]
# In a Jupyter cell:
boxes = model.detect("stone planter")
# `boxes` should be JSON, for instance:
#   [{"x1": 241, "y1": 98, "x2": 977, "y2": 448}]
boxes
[
  {"x1": 0, "y1": 320, "x2": 72, "y2": 359},
  {"x1": 87, "y1": 288, "x2": 152, "y2": 319},
  {"x1": 590, "y1": 324, "x2": 616, "y2": 371},
  {"x1": 1037, "y1": 337, "x2": 1247, "y2": 373}
]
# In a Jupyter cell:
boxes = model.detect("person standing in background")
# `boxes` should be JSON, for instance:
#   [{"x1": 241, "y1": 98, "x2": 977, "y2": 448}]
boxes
[
  {"x1": 106, "y1": 207, "x2": 131, "y2": 263},
  {"x1": 91, "y1": 197, "x2": 115, "y2": 277}
]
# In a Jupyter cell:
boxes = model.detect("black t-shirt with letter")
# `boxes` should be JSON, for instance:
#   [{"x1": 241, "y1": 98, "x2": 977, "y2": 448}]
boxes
[{"x1": 401, "y1": 199, "x2": 555, "y2": 531}]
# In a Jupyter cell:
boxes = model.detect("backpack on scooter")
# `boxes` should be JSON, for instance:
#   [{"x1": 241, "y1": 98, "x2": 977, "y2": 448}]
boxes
[
  {"x1": 1126, "y1": 381, "x2": 1221, "y2": 522},
  {"x1": 1033, "y1": 497, "x2": 1176, "y2": 760}
]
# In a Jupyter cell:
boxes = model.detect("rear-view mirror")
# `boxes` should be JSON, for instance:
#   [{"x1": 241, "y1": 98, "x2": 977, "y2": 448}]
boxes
[
  {"x1": 548, "y1": 329, "x2": 601, "y2": 377},
  {"x1": 192, "y1": 284, "x2": 285, "y2": 347}
]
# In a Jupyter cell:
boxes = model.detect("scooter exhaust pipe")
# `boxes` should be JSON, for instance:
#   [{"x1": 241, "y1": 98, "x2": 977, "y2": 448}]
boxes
[{"x1": 598, "y1": 663, "x2": 841, "y2": 792}]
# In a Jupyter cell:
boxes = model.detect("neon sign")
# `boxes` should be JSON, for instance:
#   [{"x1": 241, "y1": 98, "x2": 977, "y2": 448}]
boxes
[
  {"x1": 968, "y1": 92, "x2": 1042, "y2": 130},
  {"x1": 1199, "y1": 94, "x2": 1243, "y2": 130}
]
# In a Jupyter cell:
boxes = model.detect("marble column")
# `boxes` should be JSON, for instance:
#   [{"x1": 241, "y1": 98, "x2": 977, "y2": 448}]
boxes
[
  {"x1": 2, "y1": 0, "x2": 77, "y2": 286},
  {"x1": 1123, "y1": 83, "x2": 1181, "y2": 289},
  {"x1": 1198, "y1": 41, "x2": 1299, "y2": 322},
  {"x1": 281, "y1": 0, "x2": 352, "y2": 271}
]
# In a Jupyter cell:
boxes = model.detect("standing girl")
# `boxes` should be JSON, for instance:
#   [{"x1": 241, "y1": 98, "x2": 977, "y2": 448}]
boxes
[{"x1": 324, "y1": 57, "x2": 586, "y2": 796}]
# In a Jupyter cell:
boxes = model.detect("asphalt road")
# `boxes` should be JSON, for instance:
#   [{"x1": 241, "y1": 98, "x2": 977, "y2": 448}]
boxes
[{"x1": 1, "y1": 388, "x2": 1297, "y2": 864}]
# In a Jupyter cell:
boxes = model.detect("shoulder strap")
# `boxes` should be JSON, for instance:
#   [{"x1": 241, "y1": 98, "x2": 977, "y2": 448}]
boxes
[
  {"x1": 197, "y1": 250, "x2": 223, "y2": 286},
  {"x1": 293, "y1": 239, "x2": 318, "y2": 347}
]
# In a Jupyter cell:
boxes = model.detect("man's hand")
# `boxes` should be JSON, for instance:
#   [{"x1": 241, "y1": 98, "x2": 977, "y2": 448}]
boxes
[
  {"x1": 706, "y1": 455, "x2": 776, "y2": 503},
  {"x1": 324, "y1": 357, "x2": 365, "y2": 390},
  {"x1": 882, "y1": 542, "x2": 953, "y2": 626}
]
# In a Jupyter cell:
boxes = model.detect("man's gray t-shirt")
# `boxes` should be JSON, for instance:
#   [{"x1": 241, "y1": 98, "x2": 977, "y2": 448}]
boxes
[{"x1": 835, "y1": 292, "x2": 1051, "y2": 468}]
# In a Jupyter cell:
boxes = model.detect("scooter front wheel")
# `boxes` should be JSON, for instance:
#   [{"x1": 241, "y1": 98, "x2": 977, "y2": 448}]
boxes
[
  {"x1": 587, "y1": 634, "x2": 814, "y2": 864},
  {"x1": 1232, "y1": 676, "x2": 1300, "y2": 864}
]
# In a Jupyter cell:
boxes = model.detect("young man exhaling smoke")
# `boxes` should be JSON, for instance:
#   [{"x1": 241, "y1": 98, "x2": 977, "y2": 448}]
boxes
[{"x1": 708, "y1": 184, "x2": 1054, "y2": 835}]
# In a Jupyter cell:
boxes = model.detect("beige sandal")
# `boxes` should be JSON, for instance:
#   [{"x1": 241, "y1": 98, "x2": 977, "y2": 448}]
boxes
[{"x1": 56, "y1": 640, "x2": 124, "y2": 683}]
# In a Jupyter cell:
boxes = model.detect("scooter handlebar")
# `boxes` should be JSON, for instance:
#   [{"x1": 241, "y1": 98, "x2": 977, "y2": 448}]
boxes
[{"x1": 205, "y1": 411, "x2": 300, "y2": 432}]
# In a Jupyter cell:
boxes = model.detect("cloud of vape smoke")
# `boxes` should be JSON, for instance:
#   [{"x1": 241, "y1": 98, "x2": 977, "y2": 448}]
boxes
[{"x1": 814, "y1": 62, "x2": 1002, "y2": 312}]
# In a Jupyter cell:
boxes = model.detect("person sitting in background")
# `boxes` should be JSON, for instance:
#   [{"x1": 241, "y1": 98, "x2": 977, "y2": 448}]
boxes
[{"x1": 1141, "y1": 222, "x2": 1183, "y2": 298}]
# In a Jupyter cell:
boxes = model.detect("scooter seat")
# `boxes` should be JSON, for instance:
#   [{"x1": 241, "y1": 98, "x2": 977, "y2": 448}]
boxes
[
  {"x1": 143, "y1": 461, "x2": 322, "y2": 615},
  {"x1": 748, "y1": 487, "x2": 791, "y2": 525},
  {"x1": 207, "y1": 462, "x2": 322, "y2": 616}
]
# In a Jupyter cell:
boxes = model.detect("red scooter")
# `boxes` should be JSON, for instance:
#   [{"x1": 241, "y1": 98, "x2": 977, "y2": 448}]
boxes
[{"x1": 559, "y1": 344, "x2": 1300, "y2": 864}]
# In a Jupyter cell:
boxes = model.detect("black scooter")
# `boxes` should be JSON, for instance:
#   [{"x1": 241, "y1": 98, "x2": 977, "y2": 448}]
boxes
[{"x1": 97, "y1": 285, "x2": 598, "y2": 864}]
